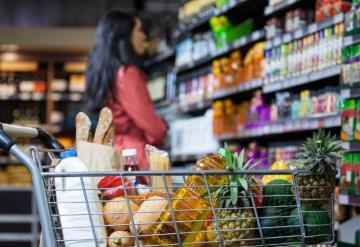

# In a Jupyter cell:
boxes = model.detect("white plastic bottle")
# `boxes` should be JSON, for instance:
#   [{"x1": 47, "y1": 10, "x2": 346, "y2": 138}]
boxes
[{"x1": 55, "y1": 149, "x2": 106, "y2": 247}]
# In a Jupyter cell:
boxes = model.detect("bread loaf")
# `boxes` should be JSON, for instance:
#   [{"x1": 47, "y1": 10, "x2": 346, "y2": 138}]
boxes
[
  {"x1": 75, "y1": 112, "x2": 92, "y2": 149},
  {"x1": 94, "y1": 107, "x2": 113, "y2": 144}
]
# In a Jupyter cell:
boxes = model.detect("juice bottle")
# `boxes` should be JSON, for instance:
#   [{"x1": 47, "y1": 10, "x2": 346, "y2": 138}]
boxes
[
  {"x1": 212, "y1": 60, "x2": 223, "y2": 91},
  {"x1": 220, "y1": 57, "x2": 234, "y2": 88},
  {"x1": 146, "y1": 155, "x2": 227, "y2": 245},
  {"x1": 341, "y1": 99, "x2": 356, "y2": 141},
  {"x1": 230, "y1": 51, "x2": 243, "y2": 85},
  {"x1": 212, "y1": 101, "x2": 224, "y2": 135}
]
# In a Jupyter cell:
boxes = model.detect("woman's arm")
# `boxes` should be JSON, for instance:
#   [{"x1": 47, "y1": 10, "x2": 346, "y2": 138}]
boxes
[{"x1": 116, "y1": 66, "x2": 167, "y2": 145}]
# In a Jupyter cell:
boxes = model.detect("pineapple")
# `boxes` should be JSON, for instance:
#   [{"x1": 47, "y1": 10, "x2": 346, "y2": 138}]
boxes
[
  {"x1": 210, "y1": 147, "x2": 258, "y2": 246},
  {"x1": 297, "y1": 129, "x2": 344, "y2": 205}
]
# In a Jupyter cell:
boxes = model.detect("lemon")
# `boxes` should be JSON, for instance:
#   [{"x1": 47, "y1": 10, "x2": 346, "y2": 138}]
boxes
[{"x1": 262, "y1": 160, "x2": 293, "y2": 184}]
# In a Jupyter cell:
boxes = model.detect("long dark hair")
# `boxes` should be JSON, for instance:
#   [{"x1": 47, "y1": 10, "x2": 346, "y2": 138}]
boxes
[{"x1": 84, "y1": 10, "x2": 137, "y2": 113}]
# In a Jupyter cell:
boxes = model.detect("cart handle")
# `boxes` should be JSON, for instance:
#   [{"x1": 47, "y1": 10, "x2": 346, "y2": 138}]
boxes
[{"x1": 0, "y1": 123, "x2": 64, "y2": 152}]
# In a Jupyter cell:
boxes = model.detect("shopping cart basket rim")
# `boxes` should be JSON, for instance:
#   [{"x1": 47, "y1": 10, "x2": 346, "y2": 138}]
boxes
[{"x1": 41, "y1": 169, "x2": 337, "y2": 177}]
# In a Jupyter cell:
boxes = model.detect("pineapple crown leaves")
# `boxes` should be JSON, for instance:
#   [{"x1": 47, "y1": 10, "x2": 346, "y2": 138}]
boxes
[
  {"x1": 215, "y1": 144, "x2": 259, "y2": 208},
  {"x1": 299, "y1": 129, "x2": 345, "y2": 174}
]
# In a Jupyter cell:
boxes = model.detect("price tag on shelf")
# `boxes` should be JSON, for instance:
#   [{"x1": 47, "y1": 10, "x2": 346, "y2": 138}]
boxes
[
  {"x1": 251, "y1": 31, "x2": 261, "y2": 41},
  {"x1": 51, "y1": 93, "x2": 62, "y2": 101},
  {"x1": 294, "y1": 29, "x2": 304, "y2": 40},
  {"x1": 339, "y1": 194, "x2": 349, "y2": 205},
  {"x1": 308, "y1": 23, "x2": 318, "y2": 34},
  {"x1": 69, "y1": 93, "x2": 82, "y2": 102},
  {"x1": 239, "y1": 37, "x2": 247, "y2": 46},
  {"x1": 273, "y1": 37, "x2": 281, "y2": 46},
  {"x1": 20, "y1": 93, "x2": 31, "y2": 100},
  {"x1": 33, "y1": 93, "x2": 44, "y2": 101},
  {"x1": 340, "y1": 89, "x2": 350, "y2": 99},
  {"x1": 334, "y1": 13, "x2": 344, "y2": 24},
  {"x1": 283, "y1": 33, "x2": 291, "y2": 43},
  {"x1": 264, "y1": 6, "x2": 273, "y2": 16},
  {"x1": 229, "y1": 0, "x2": 236, "y2": 8},
  {"x1": 265, "y1": 41, "x2": 273, "y2": 50}
]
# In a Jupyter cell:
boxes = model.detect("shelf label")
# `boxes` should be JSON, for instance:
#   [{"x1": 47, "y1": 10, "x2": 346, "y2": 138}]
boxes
[
  {"x1": 273, "y1": 37, "x2": 281, "y2": 46},
  {"x1": 334, "y1": 13, "x2": 344, "y2": 24},
  {"x1": 294, "y1": 29, "x2": 304, "y2": 39},
  {"x1": 340, "y1": 89, "x2": 350, "y2": 99},
  {"x1": 265, "y1": 41, "x2": 273, "y2": 49},
  {"x1": 339, "y1": 194, "x2": 349, "y2": 205},
  {"x1": 251, "y1": 31, "x2": 261, "y2": 41},
  {"x1": 308, "y1": 23, "x2": 318, "y2": 34},
  {"x1": 283, "y1": 33, "x2": 292, "y2": 43}
]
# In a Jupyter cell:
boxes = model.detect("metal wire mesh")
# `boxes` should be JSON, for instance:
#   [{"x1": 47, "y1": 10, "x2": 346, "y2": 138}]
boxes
[{"x1": 30, "y1": 147, "x2": 336, "y2": 247}]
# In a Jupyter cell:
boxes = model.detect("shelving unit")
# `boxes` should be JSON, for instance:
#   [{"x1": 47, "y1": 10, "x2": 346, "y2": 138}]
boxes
[
  {"x1": 218, "y1": 112, "x2": 341, "y2": 141},
  {"x1": 176, "y1": 0, "x2": 251, "y2": 37},
  {"x1": 263, "y1": 65, "x2": 341, "y2": 93},
  {"x1": 265, "y1": 13, "x2": 345, "y2": 49},
  {"x1": 175, "y1": 29, "x2": 265, "y2": 73},
  {"x1": 264, "y1": 0, "x2": 301, "y2": 16}
]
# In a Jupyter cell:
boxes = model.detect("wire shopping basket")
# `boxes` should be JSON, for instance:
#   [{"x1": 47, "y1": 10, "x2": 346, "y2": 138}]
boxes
[{"x1": 0, "y1": 123, "x2": 336, "y2": 247}]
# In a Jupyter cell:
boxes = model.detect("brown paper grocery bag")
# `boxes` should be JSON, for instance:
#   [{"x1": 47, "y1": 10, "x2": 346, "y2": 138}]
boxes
[{"x1": 77, "y1": 141, "x2": 121, "y2": 171}]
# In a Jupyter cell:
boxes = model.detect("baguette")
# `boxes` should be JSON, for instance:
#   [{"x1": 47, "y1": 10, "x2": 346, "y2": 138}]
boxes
[
  {"x1": 94, "y1": 107, "x2": 113, "y2": 144},
  {"x1": 75, "y1": 112, "x2": 92, "y2": 149},
  {"x1": 102, "y1": 122, "x2": 114, "y2": 145}
]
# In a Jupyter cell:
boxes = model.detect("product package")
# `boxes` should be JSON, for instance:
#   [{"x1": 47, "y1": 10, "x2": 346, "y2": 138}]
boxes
[
  {"x1": 341, "y1": 99, "x2": 356, "y2": 141},
  {"x1": 146, "y1": 145, "x2": 172, "y2": 193},
  {"x1": 340, "y1": 152, "x2": 353, "y2": 195},
  {"x1": 353, "y1": 153, "x2": 360, "y2": 196}
]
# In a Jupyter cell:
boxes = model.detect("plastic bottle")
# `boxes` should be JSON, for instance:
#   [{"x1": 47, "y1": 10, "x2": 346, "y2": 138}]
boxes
[
  {"x1": 146, "y1": 155, "x2": 227, "y2": 245},
  {"x1": 55, "y1": 149, "x2": 106, "y2": 247}
]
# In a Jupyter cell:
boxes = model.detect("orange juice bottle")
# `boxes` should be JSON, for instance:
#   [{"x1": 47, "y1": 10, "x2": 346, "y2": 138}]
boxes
[
  {"x1": 220, "y1": 57, "x2": 234, "y2": 88},
  {"x1": 212, "y1": 59, "x2": 223, "y2": 91},
  {"x1": 230, "y1": 51, "x2": 243, "y2": 85}
]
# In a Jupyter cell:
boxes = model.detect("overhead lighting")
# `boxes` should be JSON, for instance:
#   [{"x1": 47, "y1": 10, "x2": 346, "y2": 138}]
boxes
[
  {"x1": 1, "y1": 52, "x2": 19, "y2": 61},
  {"x1": 0, "y1": 44, "x2": 19, "y2": 52}
]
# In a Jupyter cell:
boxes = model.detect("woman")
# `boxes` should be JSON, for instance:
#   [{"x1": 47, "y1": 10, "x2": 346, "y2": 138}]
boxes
[{"x1": 85, "y1": 10, "x2": 167, "y2": 170}]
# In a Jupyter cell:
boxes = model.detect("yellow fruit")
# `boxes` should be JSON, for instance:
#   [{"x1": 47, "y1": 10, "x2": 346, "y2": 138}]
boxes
[
  {"x1": 206, "y1": 224, "x2": 218, "y2": 247},
  {"x1": 262, "y1": 160, "x2": 293, "y2": 184}
]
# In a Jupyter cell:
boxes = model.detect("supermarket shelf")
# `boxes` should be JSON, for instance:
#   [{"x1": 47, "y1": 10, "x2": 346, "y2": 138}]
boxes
[
  {"x1": 264, "y1": 0, "x2": 300, "y2": 16},
  {"x1": 176, "y1": 100, "x2": 213, "y2": 114},
  {"x1": 171, "y1": 153, "x2": 207, "y2": 163},
  {"x1": 0, "y1": 93, "x2": 46, "y2": 101},
  {"x1": 342, "y1": 142, "x2": 360, "y2": 152},
  {"x1": 265, "y1": 13, "x2": 345, "y2": 50},
  {"x1": 156, "y1": 104, "x2": 177, "y2": 116},
  {"x1": 0, "y1": 214, "x2": 38, "y2": 223},
  {"x1": 176, "y1": 0, "x2": 248, "y2": 36},
  {"x1": 263, "y1": 65, "x2": 341, "y2": 93},
  {"x1": 343, "y1": 33, "x2": 360, "y2": 47},
  {"x1": 0, "y1": 233, "x2": 38, "y2": 242},
  {"x1": 50, "y1": 93, "x2": 83, "y2": 102},
  {"x1": 212, "y1": 78, "x2": 263, "y2": 100},
  {"x1": 339, "y1": 194, "x2": 360, "y2": 207},
  {"x1": 341, "y1": 87, "x2": 360, "y2": 99},
  {"x1": 218, "y1": 112, "x2": 341, "y2": 141},
  {"x1": 176, "y1": 29, "x2": 265, "y2": 74},
  {"x1": 143, "y1": 49, "x2": 175, "y2": 68},
  {"x1": 0, "y1": 186, "x2": 32, "y2": 192}
]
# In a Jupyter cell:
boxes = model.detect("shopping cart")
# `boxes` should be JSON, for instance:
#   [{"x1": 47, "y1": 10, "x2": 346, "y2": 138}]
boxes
[{"x1": 0, "y1": 123, "x2": 336, "y2": 247}]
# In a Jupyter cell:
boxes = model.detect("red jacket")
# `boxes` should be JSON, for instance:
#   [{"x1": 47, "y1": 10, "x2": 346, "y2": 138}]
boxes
[{"x1": 108, "y1": 65, "x2": 167, "y2": 170}]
